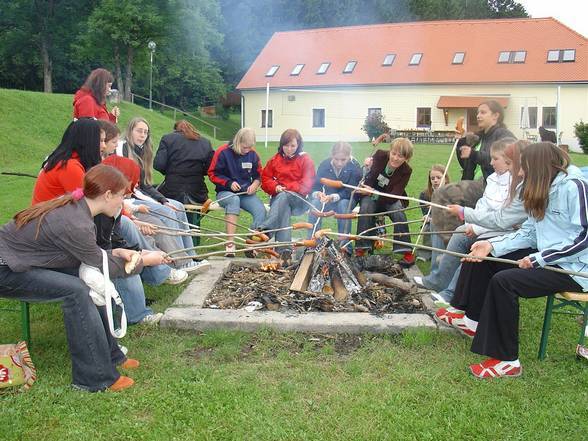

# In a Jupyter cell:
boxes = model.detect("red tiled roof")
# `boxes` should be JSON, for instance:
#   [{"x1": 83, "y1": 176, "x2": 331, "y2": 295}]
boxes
[
  {"x1": 237, "y1": 18, "x2": 587, "y2": 90},
  {"x1": 437, "y1": 96, "x2": 509, "y2": 108}
]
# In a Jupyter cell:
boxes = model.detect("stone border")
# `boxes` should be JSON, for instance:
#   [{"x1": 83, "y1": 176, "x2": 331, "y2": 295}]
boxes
[{"x1": 161, "y1": 257, "x2": 444, "y2": 334}]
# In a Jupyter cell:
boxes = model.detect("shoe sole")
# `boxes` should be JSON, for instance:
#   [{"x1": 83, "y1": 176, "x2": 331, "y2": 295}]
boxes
[
  {"x1": 183, "y1": 263, "x2": 211, "y2": 274},
  {"x1": 469, "y1": 366, "x2": 522, "y2": 379},
  {"x1": 164, "y1": 275, "x2": 188, "y2": 285},
  {"x1": 433, "y1": 313, "x2": 473, "y2": 338}
]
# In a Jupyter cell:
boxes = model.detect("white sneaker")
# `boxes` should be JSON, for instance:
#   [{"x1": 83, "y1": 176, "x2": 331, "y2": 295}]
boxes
[
  {"x1": 139, "y1": 312, "x2": 163, "y2": 325},
  {"x1": 118, "y1": 344, "x2": 128, "y2": 356},
  {"x1": 413, "y1": 276, "x2": 426, "y2": 288},
  {"x1": 165, "y1": 268, "x2": 188, "y2": 285},
  {"x1": 181, "y1": 259, "x2": 211, "y2": 274}
]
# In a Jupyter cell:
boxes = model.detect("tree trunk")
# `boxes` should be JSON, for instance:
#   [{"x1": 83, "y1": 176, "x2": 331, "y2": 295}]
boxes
[
  {"x1": 114, "y1": 46, "x2": 124, "y2": 99},
  {"x1": 40, "y1": 37, "x2": 52, "y2": 93},
  {"x1": 123, "y1": 46, "x2": 133, "y2": 101}
]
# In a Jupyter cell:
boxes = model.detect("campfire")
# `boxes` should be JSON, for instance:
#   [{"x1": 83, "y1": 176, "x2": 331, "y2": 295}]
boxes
[{"x1": 205, "y1": 239, "x2": 424, "y2": 314}]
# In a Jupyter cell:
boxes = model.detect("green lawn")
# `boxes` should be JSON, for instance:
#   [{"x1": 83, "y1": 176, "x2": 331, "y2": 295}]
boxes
[{"x1": 1, "y1": 89, "x2": 588, "y2": 440}]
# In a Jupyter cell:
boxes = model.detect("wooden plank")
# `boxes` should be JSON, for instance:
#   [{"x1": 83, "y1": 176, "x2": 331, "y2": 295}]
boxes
[{"x1": 289, "y1": 252, "x2": 315, "y2": 292}]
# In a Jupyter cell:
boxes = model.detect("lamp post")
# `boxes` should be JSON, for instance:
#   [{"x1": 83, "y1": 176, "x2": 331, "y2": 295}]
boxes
[{"x1": 148, "y1": 40, "x2": 156, "y2": 110}]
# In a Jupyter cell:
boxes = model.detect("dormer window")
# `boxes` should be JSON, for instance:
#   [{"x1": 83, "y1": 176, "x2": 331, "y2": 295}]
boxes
[
  {"x1": 290, "y1": 64, "x2": 304, "y2": 76},
  {"x1": 409, "y1": 53, "x2": 422, "y2": 66},
  {"x1": 498, "y1": 51, "x2": 511, "y2": 63},
  {"x1": 548, "y1": 49, "x2": 576, "y2": 62},
  {"x1": 265, "y1": 65, "x2": 279, "y2": 77},
  {"x1": 317, "y1": 62, "x2": 330, "y2": 74},
  {"x1": 498, "y1": 51, "x2": 526, "y2": 64},
  {"x1": 452, "y1": 52, "x2": 465, "y2": 64},
  {"x1": 343, "y1": 61, "x2": 357, "y2": 74},
  {"x1": 512, "y1": 51, "x2": 526, "y2": 63},
  {"x1": 382, "y1": 54, "x2": 396, "y2": 66}
]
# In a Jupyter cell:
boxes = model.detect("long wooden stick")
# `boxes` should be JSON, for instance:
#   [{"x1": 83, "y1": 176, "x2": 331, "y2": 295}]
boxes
[
  {"x1": 167, "y1": 239, "x2": 315, "y2": 259},
  {"x1": 320, "y1": 178, "x2": 450, "y2": 211},
  {"x1": 325, "y1": 231, "x2": 588, "y2": 279},
  {"x1": 333, "y1": 205, "x2": 422, "y2": 220}
]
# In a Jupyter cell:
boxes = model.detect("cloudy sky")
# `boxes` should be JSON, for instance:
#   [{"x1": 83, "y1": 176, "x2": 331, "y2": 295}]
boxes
[{"x1": 518, "y1": 0, "x2": 588, "y2": 37}]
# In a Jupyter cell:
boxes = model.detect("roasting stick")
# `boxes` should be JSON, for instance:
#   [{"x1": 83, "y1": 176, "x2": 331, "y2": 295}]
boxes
[
  {"x1": 157, "y1": 222, "x2": 313, "y2": 238},
  {"x1": 167, "y1": 239, "x2": 316, "y2": 260},
  {"x1": 181, "y1": 192, "x2": 249, "y2": 214},
  {"x1": 283, "y1": 190, "x2": 335, "y2": 218},
  {"x1": 333, "y1": 205, "x2": 422, "y2": 220},
  {"x1": 321, "y1": 231, "x2": 588, "y2": 279},
  {"x1": 339, "y1": 219, "x2": 424, "y2": 249},
  {"x1": 320, "y1": 178, "x2": 450, "y2": 211},
  {"x1": 311, "y1": 186, "x2": 327, "y2": 237}
]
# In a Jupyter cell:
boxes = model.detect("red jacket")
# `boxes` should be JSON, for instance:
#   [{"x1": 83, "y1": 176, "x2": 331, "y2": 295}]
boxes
[
  {"x1": 261, "y1": 152, "x2": 315, "y2": 196},
  {"x1": 73, "y1": 88, "x2": 116, "y2": 122},
  {"x1": 32, "y1": 154, "x2": 85, "y2": 205}
]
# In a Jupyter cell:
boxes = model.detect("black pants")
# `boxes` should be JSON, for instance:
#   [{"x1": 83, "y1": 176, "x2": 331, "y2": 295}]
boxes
[
  {"x1": 452, "y1": 249, "x2": 582, "y2": 361},
  {"x1": 356, "y1": 197, "x2": 411, "y2": 252}
]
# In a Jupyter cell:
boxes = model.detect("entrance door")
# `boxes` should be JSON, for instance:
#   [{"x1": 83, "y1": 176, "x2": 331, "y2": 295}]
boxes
[{"x1": 467, "y1": 108, "x2": 479, "y2": 132}]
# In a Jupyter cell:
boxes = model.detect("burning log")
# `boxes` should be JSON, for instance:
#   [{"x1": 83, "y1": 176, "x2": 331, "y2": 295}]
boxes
[{"x1": 363, "y1": 271, "x2": 416, "y2": 294}]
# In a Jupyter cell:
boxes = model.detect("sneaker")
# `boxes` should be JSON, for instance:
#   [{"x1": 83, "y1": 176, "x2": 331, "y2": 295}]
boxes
[
  {"x1": 398, "y1": 252, "x2": 415, "y2": 268},
  {"x1": 469, "y1": 358, "x2": 522, "y2": 379},
  {"x1": 109, "y1": 375, "x2": 134, "y2": 392},
  {"x1": 225, "y1": 243, "x2": 236, "y2": 258},
  {"x1": 413, "y1": 276, "x2": 426, "y2": 289},
  {"x1": 434, "y1": 308, "x2": 475, "y2": 337},
  {"x1": 118, "y1": 344, "x2": 128, "y2": 356},
  {"x1": 181, "y1": 259, "x2": 210, "y2": 274},
  {"x1": 119, "y1": 358, "x2": 140, "y2": 369},
  {"x1": 164, "y1": 268, "x2": 188, "y2": 285},
  {"x1": 139, "y1": 312, "x2": 163, "y2": 325},
  {"x1": 431, "y1": 292, "x2": 452, "y2": 308}
]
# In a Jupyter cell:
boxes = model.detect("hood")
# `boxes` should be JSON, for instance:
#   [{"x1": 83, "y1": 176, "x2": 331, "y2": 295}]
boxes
[
  {"x1": 103, "y1": 155, "x2": 141, "y2": 192},
  {"x1": 550, "y1": 165, "x2": 585, "y2": 194}
]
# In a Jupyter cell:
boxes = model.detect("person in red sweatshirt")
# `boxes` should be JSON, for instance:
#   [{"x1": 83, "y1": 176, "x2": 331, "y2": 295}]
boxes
[
  {"x1": 260, "y1": 129, "x2": 315, "y2": 260},
  {"x1": 73, "y1": 68, "x2": 120, "y2": 122}
]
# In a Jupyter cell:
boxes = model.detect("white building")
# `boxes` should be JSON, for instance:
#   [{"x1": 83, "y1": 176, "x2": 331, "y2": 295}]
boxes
[{"x1": 237, "y1": 18, "x2": 588, "y2": 149}]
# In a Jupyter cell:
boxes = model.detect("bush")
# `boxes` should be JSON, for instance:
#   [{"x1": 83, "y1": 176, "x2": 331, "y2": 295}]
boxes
[
  {"x1": 362, "y1": 112, "x2": 390, "y2": 141},
  {"x1": 575, "y1": 120, "x2": 588, "y2": 154}
]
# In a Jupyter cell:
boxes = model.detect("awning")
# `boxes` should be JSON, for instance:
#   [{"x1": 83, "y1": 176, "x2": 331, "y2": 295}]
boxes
[{"x1": 436, "y1": 96, "x2": 509, "y2": 109}]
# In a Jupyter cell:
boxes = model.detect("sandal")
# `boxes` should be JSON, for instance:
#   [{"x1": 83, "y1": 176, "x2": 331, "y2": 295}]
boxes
[{"x1": 225, "y1": 243, "x2": 236, "y2": 258}]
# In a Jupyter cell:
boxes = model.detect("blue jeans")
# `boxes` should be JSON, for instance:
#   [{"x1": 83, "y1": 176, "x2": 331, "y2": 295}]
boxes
[
  {"x1": 131, "y1": 198, "x2": 195, "y2": 256},
  {"x1": 436, "y1": 265, "x2": 461, "y2": 303},
  {"x1": 117, "y1": 216, "x2": 170, "y2": 285},
  {"x1": 216, "y1": 191, "x2": 266, "y2": 229},
  {"x1": 356, "y1": 197, "x2": 411, "y2": 252},
  {"x1": 112, "y1": 275, "x2": 153, "y2": 324},
  {"x1": 0, "y1": 266, "x2": 124, "y2": 391},
  {"x1": 259, "y1": 192, "x2": 308, "y2": 251},
  {"x1": 307, "y1": 197, "x2": 356, "y2": 238},
  {"x1": 424, "y1": 225, "x2": 475, "y2": 292}
]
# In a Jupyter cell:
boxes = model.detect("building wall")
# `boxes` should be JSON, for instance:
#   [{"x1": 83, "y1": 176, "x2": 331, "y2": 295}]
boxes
[{"x1": 242, "y1": 83, "x2": 588, "y2": 149}]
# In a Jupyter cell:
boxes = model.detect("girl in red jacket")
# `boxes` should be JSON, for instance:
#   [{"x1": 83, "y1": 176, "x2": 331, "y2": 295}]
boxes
[
  {"x1": 73, "y1": 68, "x2": 120, "y2": 122},
  {"x1": 260, "y1": 129, "x2": 316, "y2": 260}
]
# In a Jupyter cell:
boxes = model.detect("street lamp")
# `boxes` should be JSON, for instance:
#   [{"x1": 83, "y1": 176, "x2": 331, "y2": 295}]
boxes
[{"x1": 148, "y1": 40, "x2": 156, "y2": 110}]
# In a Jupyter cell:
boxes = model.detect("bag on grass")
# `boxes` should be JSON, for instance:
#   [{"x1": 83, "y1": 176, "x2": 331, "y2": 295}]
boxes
[{"x1": 0, "y1": 341, "x2": 36, "y2": 390}]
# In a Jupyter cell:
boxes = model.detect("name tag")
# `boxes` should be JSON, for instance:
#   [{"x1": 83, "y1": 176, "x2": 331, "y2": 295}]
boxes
[
  {"x1": 377, "y1": 174, "x2": 390, "y2": 187},
  {"x1": 241, "y1": 162, "x2": 253, "y2": 169}
]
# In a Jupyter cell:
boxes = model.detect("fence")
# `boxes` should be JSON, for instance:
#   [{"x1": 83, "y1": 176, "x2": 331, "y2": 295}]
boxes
[{"x1": 130, "y1": 93, "x2": 220, "y2": 140}]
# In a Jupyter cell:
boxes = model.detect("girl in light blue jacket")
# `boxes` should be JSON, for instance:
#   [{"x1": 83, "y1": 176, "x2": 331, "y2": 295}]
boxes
[{"x1": 436, "y1": 143, "x2": 588, "y2": 378}]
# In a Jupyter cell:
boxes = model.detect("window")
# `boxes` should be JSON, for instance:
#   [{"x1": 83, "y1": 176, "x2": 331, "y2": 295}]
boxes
[
  {"x1": 547, "y1": 50, "x2": 560, "y2": 62},
  {"x1": 512, "y1": 51, "x2": 526, "y2": 63},
  {"x1": 498, "y1": 51, "x2": 526, "y2": 64},
  {"x1": 312, "y1": 109, "x2": 325, "y2": 128},
  {"x1": 520, "y1": 106, "x2": 538, "y2": 129},
  {"x1": 317, "y1": 62, "x2": 330, "y2": 74},
  {"x1": 290, "y1": 64, "x2": 304, "y2": 76},
  {"x1": 542, "y1": 107, "x2": 557, "y2": 129},
  {"x1": 368, "y1": 108, "x2": 382, "y2": 117},
  {"x1": 382, "y1": 54, "x2": 396, "y2": 66},
  {"x1": 409, "y1": 53, "x2": 422, "y2": 65},
  {"x1": 547, "y1": 49, "x2": 576, "y2": 63},
  {"x1": 452, "y1": 52, "x2": 465, "y2": 64},
  {"x1": 562, "y1": 49, "x2": 576, "y2": 62},
  {"x1": 265, "y1": 65, "x2": 279, "y2": 77},
  {"x1": 261, "y1": 109, "x2": 273, "y2": 128},
  {"x1": 416, "y1": 107, "x2": 431, "y2": 128},
  {"x1": 498, "y1": 51, "x2": 511, "y2": 63},
  {"x1": 343, "y1": 61, "x2": 357, "y2": 74}
]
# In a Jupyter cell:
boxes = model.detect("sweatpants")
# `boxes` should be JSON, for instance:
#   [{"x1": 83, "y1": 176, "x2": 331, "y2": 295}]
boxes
[{"x1": 452, "y1": 249, "x2": 582, "y2": 361}]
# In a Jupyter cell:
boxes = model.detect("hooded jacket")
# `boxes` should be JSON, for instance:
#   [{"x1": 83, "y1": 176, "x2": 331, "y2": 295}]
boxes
[
  {"x1": 208, "y1": 143, "x2": 262, "y2": 194},
  {"x1": 311, "y1": 158, "x2": 363, "y2": 201},
  {"x1": 73, "y1": 88, "x2": 116, "y2": 122},
  {"x1": 489, "y1": 166, "x2": 588, "y2": 290},
  {"x1": 261, "y1": 146, "x2": 315, "y2": 196}
]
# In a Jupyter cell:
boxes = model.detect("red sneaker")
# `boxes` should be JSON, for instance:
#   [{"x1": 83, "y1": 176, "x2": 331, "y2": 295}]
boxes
[
  {"x1": 399, "y1": 252, "x2": 415, "y2": 268},
  {"x1": 434, "y1": 308, "x2": 475, "y2": 337},
  {"x1": 469, "y1": 358, "x2": 522, "y2": 379}
]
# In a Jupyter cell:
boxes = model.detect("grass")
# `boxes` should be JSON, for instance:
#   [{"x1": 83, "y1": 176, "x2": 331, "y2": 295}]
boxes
[{"x1": 1, "y1": 88, "x2": 588, "y2": 440}]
